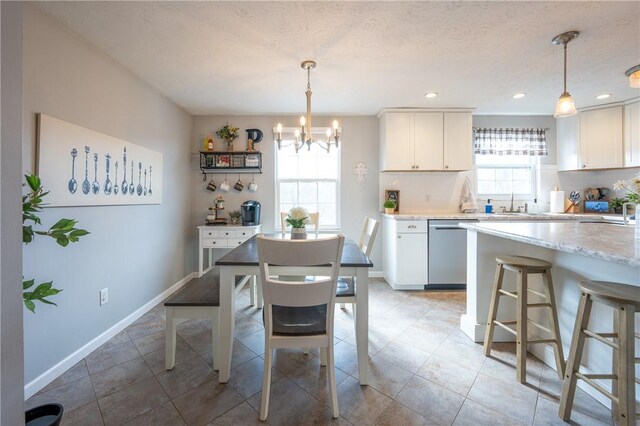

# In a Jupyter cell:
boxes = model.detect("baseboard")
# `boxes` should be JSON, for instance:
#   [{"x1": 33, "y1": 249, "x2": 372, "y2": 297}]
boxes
[
  {"x1": 24, "y1": 272, "x2": 196, "y2": 399},
  {"x1": 369, "y1": 271, "x2": 383, "y2": 278}
]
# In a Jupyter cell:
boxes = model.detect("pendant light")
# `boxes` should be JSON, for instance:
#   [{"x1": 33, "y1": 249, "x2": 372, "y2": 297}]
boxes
[
  {"x1": 626, "y1": 65, "x2": 640, "y2": 88},
  {"x1": 552, "y1": 31, "x2": 579, "y2": 118}
]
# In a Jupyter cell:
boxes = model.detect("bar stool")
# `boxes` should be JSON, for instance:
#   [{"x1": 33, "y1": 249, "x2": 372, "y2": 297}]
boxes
[
  {"x1": 559, "y1": 280, "x2": 640, "y2": 426},
  {"x1": 483, "y1": 255, "x2": 566, "y2": 383}
]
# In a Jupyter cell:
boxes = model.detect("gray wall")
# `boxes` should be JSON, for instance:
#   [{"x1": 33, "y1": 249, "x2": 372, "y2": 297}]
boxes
[
  {"x1": 190, "y1": 115, "x2": 381, "y2": 271},
  {"x1": 472, "y1": 115, "x2": 557, "y2": 165},
  {"x1": 22, "y1": 5, "x2": 193, "y2": 384},
  {"x1": 1, "y1": 2, "x2": 25, "y2": 423}
]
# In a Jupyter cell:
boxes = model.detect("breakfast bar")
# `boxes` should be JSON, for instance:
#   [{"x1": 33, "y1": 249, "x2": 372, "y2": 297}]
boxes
[{"x1": 461, "y1": 221, "x2": 640, "y2": 404}]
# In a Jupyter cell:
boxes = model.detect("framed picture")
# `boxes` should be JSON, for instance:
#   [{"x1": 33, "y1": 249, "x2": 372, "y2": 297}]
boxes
[
  {"x1": 36, "y1": 114, "x2": 163, "y2": 206},
  {"x1": 385, "y1": 190, "x2": 400, "y2": 212}
]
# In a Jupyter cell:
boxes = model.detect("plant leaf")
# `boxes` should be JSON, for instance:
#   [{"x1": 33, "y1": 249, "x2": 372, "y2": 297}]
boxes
[
  {"x1": 23, "y1": 279, "x2": 35, "y2": 290},
  {"x1": 24, "y1": 299, "x2": 36, "y2": 313}
]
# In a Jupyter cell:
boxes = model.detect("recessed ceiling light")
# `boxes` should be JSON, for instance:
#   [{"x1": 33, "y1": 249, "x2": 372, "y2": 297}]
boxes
[
  {"x1": 512, "y1": 93, "x2": 526, "y2": 99},
  {"x1": 424, "y1": 92, "x2": 438, "y2": 98},
  {"x1": 596, "y1": 93, "x2": 611, "y2": 100}
]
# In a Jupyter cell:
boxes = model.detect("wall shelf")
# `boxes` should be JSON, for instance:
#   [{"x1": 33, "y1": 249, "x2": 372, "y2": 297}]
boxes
[{"x1": 199, "y1": 151, "x2": 262, "y2": 180}]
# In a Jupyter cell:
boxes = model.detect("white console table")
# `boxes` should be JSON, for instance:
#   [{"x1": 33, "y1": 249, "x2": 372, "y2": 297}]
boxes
[{"x1": 197, "y1": 224, "x2": 262, "y2": 277}]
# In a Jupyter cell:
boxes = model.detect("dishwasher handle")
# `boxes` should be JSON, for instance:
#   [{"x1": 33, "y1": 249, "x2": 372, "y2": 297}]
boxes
[{"x1": 430, "y1": 226, "x2": 465, "y2": 230}]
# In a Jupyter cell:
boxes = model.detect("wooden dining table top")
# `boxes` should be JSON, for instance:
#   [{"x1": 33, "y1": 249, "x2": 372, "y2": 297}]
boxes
[{"x1": 215, "y1": 234, "x2": 374, "y2": 267}]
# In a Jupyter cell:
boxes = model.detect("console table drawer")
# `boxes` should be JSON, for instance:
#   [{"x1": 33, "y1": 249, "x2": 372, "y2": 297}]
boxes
[
  {"x1": 219, "y1": 230, "x2": 238, "y2": 238},
  {"x1": 202, "y1": 238, "x2": 227, "y2": 248},
  {"x1": 202, "y1": 229, "x2": 221, "y2": 238}
]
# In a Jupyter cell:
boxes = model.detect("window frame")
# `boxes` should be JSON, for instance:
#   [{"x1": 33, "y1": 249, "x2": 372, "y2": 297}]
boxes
[
  {"x1": 475, "y1": 154, "x2": 539, "y2": 201},
  {"x1": 274, "y1": 138, "x2": 341, "y2": 231}
]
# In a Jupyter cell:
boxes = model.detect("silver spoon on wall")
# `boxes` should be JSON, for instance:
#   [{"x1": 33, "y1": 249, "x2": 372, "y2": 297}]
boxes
[
  {"x1": 114, "y1": 161, "x2": 119, "y2": 195},
  {"x1": 82, "y1": 146, "x2": 90, "y2": 195},
  {"x1": 137, "y1": 162, "x2": 143, "y2": 196},
  {"x1": 121, "y1": 147, "x2": 128, "y2": 195},
  {"x1": 129, "y1": 161, "x2": 135, "y2": 195},
  {"x1": 92, "y1": 153, "x2": 100, "y2": 194},
  {"x1": 104, "y1": 154, "x2": 112, "y2": 195},
  {"x1": 68, "y1": 148, "x2": 78, "y2": 194},
  {"x1": 148, "y1": 166, "x2": 152, "y2": 196}
]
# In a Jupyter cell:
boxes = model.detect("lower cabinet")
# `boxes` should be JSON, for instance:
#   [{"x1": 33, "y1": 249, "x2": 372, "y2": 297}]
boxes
[{"x1": 382, "y1": 217, "x2": 427, "y2": 290}]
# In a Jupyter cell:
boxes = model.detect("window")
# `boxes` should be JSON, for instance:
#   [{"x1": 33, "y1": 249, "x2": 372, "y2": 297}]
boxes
[
  {"x1": 474, "y1": 127, "x2": 547, "y2": 199},
  {"x1": 476, "y1": 154, "x2": 537, "y2": 198},
  {"x1": 276, "y1": 146, "x2": 340, "y2": 229}
]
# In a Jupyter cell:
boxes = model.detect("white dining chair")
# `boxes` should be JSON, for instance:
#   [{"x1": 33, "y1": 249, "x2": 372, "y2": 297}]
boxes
[
  {"x1": 280, "y1": 211, "x2": 320, "y2": 236},
  {"x1": 256, "y1": 234, "x2": 344, "y2": 421},
  {"x1": 337, "y1": 216, "x2": 379, "y2": 310}
]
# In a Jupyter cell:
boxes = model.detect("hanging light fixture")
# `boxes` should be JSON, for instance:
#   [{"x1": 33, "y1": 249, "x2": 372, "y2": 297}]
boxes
[
  {"x1": 552, "y1": 31, "x2": 579, "y2": 118},
  {"x1": 626, "y1": 64, "x2": 640, "y2": 88},
  {"x1": 274, "y1": 60, "x2": 341, "y2": 153}
]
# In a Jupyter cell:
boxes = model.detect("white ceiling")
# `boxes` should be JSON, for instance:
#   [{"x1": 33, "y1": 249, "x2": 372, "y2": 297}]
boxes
[{"x1": 35, "y1": 1, "x2": 640, "y2": 116}]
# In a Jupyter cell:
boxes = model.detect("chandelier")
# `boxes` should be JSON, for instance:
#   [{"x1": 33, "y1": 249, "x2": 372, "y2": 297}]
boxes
[{"x1": 274, "y1": 60, "x2": 341, "y2": 153}]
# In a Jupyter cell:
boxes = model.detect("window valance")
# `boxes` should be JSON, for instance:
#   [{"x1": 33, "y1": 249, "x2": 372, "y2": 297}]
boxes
[{"x1": 473, "y1": 128, "x2": 548, "y2": 156}]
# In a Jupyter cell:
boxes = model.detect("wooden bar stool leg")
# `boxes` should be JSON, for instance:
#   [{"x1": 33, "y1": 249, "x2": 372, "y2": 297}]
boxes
[
  {"x1": 616, "y1": 303, "x2": 635, "y2": 426},
  {"x1": 612, "y1": 309, "x2": 620, "y2": 421},
  {"x1": 516, "y1": 268, "x2": 528, "y2": 383},
  {"x1": 559, "y1": 292, "x2": 593, "y2": 421},
  {"x1": 542, "y1": 269, "x2": 566, "y2": 378},
  {"x1": 483, "y1": 262, "x2": 505, "y2": 356}
]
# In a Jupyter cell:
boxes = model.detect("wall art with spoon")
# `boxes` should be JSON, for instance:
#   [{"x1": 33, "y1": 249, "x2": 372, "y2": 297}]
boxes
[{"x1": 36, "y1": 113, "x2": 162, "y2": 206}]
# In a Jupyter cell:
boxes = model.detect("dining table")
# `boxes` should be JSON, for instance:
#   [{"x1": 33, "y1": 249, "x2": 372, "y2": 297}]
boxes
[{"x1": 215, "y1": 233, "x2": 374, "y2": 384}]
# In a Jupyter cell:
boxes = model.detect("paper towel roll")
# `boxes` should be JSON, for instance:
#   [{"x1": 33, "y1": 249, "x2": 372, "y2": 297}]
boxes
[{"x1": 550, "y1": 190, "x2": 565, "y2": 213}]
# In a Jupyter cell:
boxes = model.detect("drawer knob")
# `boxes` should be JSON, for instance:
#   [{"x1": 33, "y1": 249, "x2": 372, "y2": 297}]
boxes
[
  {"x1": 397, "y1": 235, "x2": 401, "y2": 239},
  {"x1": 445, "y1": 165, "x2": 449, "y2": 169}
]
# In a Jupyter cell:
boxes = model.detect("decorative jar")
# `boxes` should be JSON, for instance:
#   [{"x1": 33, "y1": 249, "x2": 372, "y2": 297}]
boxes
[{"x1": 291, "y1": 227, "x2": 307, "y2": 240}]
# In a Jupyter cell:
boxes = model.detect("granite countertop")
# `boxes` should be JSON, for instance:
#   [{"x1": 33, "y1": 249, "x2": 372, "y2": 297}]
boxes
[
  {"x1": 380, "y1": 211, "x2": 614, "y2": 221},
  {"x1": 460, "y1": 221, "x2": 640, "y2": 268}
]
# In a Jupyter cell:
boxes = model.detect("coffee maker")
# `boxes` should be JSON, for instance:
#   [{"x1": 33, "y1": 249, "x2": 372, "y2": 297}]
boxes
[{"x1": 241, "y1": 200, "x2": 261, "y2": 226}]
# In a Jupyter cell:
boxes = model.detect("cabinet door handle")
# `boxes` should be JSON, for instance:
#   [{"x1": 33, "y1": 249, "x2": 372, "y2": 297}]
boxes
[
  {"x1": 408, "y1": 225, "x2": 417, "y2": 229},
  {"x1": 582, "y1": 164, "x2": 587, "y2": 168},
  {"x1": 397, "y1": 235, "x2": 401, "y2": 239}
]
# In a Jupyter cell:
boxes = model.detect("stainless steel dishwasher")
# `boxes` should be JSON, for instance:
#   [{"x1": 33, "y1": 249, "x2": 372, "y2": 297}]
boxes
[{"x1": 427, "y1": 219, "x2": 477, "y2": 289}]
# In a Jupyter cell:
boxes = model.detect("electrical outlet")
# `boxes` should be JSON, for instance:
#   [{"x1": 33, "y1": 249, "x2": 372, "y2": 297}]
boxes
[{"x1": 100, "y1": 288, "x2": 108, "y2": 306}]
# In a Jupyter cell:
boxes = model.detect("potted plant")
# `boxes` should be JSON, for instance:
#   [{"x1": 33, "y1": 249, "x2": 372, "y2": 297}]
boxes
[
  {"x1": 609, "y1": 197, "x2": 626, "y2": 214},
  {"x1": 613, "y1": 174, "x2": 640, "y2": 238},
  {"x1": 285, "y1": 207, "x2": 309, "y2": 239},
  {"x1": 383, "y1": 200, "x2": 396, "y2": 214},
  {"x1": 228, "y1": 210, "x2": 242, "y2": 225},
  {"x1": 214, "y1": 195, "x2": 225, "y2": 209},
  {"x1": 216, "y1": 123, "x2": 240, "y2": 151}
]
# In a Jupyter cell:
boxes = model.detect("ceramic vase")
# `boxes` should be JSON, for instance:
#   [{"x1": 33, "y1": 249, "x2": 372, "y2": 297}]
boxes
[{"x1": 291, "y1": 227, "x2": 307, "y2": 240}]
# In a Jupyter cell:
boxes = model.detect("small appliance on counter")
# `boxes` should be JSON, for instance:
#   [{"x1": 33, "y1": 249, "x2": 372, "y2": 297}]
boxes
[{"x1": 241, "y1": 200, "x2": 261, "y2": 226}]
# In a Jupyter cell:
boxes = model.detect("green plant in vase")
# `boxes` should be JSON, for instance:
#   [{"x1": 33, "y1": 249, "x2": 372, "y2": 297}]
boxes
[
  {"x1": 229, "y1": 210, "x2": 242, "y2": 225},
  {"x1": 609, "y1": 197, "x2": 626, "y2": 214},
  {"x1": 216, "y1": 123, "x2": 240, "y2": 151}
]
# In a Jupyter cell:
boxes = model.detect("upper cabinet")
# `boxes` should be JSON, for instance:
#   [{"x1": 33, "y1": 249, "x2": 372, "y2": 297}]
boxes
[
  {"x1": 379, "y1": 109, "x2": 473, "y2": 172},
  {"x1": 624, "y1": 101, "x2": 640, "y2": 167},
  {"x1": 556, "y1": 102, "x2": 639, "y2": 171},
  {"x1": 579, "y1": 106, "x2": 623, "y2": 169}
]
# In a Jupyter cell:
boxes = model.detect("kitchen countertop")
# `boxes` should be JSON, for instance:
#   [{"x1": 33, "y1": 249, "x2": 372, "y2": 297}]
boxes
[
  {"x1": 380, "y1": 211, "x2": 616, "y2": 221},
  {"x1": 460, "y1": 221, "x2": 640, "y2": 268}
]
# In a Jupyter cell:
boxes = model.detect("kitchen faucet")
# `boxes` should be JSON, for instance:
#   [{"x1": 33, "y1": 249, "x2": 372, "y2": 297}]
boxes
[{"x1": 500, "y1": 192, "x2": 525, "y2": 213}]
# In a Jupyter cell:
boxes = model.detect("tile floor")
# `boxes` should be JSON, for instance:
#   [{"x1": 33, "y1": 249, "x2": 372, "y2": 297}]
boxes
[{"x1": 26, "y1": 278, "x2": 614, "y2": 425}]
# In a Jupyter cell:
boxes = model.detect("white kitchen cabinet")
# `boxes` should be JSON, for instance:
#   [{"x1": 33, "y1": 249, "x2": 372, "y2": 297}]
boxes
[
  {"x1": 382, "y1": 217, "x2": 427, "y2": 290},
  {"x1": 443, "y1": 112, "x2": 473, "y2": 170},
  {"x1": 556, "y1": 114, "x2": 579, "y2": 171},
  {"x1": 379, "y1": 109, "x2": 472, "y2": 172},
  {"x1": 579, "y1": 106, "x2": 623, "y2": 169},
  {"x1": 624, "y1": 101, "x2": 640, "y2": 167}
]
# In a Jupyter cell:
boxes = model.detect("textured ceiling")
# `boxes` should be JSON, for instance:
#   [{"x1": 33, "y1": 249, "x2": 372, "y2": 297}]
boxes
[{"x1": 35, "y1": 1, "x2": 640, "y2": 115}]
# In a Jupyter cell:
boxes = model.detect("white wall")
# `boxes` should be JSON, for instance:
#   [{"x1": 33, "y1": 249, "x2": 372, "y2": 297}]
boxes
[
  {"x1": 22, "y1": 5, "x2": 193, "y2": 387},
  {"x1": 190, "y1": 115, "x2": 381, "y2": 271},
  {"x1": 1, "y1": 2, "x2": 25, "y2": 423}
]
